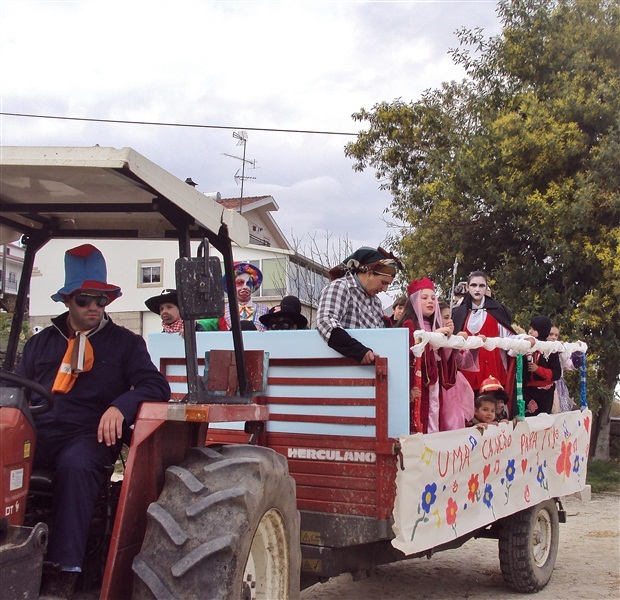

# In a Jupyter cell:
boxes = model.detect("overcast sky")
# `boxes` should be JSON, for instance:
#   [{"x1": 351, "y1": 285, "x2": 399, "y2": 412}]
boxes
[{"x1": 0, "y1": 0, "x2": 501, "y2": 253}]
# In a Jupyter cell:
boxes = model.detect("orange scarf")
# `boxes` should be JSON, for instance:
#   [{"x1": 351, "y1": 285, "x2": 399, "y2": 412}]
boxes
[{"x1": 52, "y1": 332, "x2": 94, "y2": 394}]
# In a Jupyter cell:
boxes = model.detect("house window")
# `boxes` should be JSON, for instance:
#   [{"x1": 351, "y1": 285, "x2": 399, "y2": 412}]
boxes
[
  {"x1": 260, "y1": 258, "x2": 287, "y2": 297},
  {"x1": 246, "y1": 260, "x2": 262, "y2": 297},
  {"x1": 138, "y1": 259, "x2": 163, "y2": 287},
  {"x1": 287, "y1": 261, "x2": 328, "y2": 305},
  {"x1": 8, "y1": 272, "x2": 17, "y2": 284}
]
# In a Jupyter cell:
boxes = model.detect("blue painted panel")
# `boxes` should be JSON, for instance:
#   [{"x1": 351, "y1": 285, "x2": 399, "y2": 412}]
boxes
[{"x1": 149, "y1": 328, "x2": 410, "y2": 438}]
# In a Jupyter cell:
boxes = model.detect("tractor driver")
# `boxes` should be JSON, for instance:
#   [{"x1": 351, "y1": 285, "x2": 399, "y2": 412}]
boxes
[
  {"x1": 316, "y1": 246, "x2": 403, "y2": 364},
  {"x1": 14, "y1": 244, "x2": 170, "y2": 598}
]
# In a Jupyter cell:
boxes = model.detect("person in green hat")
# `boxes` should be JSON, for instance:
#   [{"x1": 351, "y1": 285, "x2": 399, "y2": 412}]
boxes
[{"x1": 316, "y1": 246, "x2": 402, "y2": 364}]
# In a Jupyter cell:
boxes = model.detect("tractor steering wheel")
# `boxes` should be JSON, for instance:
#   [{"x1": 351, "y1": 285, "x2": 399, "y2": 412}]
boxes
[{"x1": 0, "y1": 370, "x2": 54, "y2": 415}]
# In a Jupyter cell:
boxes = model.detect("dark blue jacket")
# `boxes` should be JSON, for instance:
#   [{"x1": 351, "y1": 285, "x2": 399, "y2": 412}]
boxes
[{"x1": 16, "y1": 313, "x2": 170, "y2": 435}]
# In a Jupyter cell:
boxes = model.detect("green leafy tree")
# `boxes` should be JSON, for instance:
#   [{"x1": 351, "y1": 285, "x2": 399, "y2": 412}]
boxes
[{"x1": 345, "y1": 0, "x2": 619, "y2": 457}]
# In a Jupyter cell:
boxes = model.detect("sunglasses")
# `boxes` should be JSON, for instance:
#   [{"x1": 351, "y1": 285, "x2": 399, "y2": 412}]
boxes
[{"x1": 73, "y1": 293, "x2": 110, "y2": 308}]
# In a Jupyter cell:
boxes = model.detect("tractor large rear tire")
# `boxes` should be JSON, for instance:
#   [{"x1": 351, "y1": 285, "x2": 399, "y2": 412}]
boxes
[
  {"x1": 498, "y1": 499, "x2": 559, "y2": 593},
  {"x1": 132, "y1": 445, "x2": 300, "y2": 600}
]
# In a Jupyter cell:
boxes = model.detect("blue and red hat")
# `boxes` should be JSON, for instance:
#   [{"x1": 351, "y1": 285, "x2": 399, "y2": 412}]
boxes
[{"x1": 51, "y1": 244, "x2": 122, "y2": 303}]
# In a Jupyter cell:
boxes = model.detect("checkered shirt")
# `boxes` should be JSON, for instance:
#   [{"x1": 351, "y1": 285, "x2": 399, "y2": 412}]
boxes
[{"x1": 316, "y1": 272, "x2": 385, "y2": 341}]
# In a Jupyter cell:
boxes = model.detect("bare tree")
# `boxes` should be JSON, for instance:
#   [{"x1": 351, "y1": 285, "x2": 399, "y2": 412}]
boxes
[{"x1": 286, "y1": 230, "x2": 353, "y2": 328}]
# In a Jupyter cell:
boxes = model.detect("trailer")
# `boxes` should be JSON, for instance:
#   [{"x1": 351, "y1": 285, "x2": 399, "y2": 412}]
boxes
[
  {"x1": 151, "y1": 325, "x2": 590, "y2": 593},
  {"x1": 0, "y1": 146, "x2": 590, "y2": 599}
]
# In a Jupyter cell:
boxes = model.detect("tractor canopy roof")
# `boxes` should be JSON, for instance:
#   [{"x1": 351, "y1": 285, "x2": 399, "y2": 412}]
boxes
[{"x1": 0, "y1": 146, "x2": 249, "y2": 248}]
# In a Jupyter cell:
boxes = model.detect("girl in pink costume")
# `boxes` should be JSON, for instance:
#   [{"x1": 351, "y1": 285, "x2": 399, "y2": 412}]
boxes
[
  {"x1": 439, "y1": 301, "x2": 477, "y2": 429},
  {"x1": 398, "y1": 278, "x2": 473, "y2": 433}
]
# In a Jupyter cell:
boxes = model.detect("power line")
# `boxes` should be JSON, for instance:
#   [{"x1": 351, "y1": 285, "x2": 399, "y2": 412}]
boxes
[{"x1": 0, "y1": 112, "x2": 358, "y2": 137}]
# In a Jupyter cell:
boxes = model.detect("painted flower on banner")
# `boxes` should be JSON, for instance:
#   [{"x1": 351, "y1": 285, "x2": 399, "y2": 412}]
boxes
[
  {"x1": 411, "y1": 482, "x2": 439, "y2": 541},
  {"x1": 483, "y1": 483, "x2": 493, "y2": 508},
  {"x1": 483, "y1": 482, "x2": 496, "y2": 519},
  {"x1": 536, "y1": 464, "x2": 549, "y2": 492},
  {"x1": 556, "y1": 440, "x2": 573, "y2": 478},
  {"x1": 467, "y1": 473, "x2": 480, "y2": 504},
  {"x1": 504, "y1": 459, "x2": 516, "y2": 504},
  {"x1": 446, "y1": 497, "x2": 458, "y2": 528},
  {"x1": 505, "y1": 459, "x2": 516, "y2": 482},
  {"x1": 421, "y1": 483, "x2": 438, "y2": 514},
  {"x1": 573, "y1": 455, "x2": 580, "y2": 474}
]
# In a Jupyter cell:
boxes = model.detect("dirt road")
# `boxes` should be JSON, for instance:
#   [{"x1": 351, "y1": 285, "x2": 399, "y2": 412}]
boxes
[{"x1": 301, "y1": 491, "x2": 619, "y2": 599}]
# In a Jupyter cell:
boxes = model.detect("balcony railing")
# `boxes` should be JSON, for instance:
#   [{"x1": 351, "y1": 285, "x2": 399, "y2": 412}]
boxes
[{"x1": 249, "y1": 234, "x2": 271, "y2": 247}]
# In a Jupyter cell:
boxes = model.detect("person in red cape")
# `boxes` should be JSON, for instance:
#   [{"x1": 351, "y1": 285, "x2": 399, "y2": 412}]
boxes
[
  {"x1": 452, "y1": 271, "x2": 525, "y2": 396},
  {"x1": 397, "y1": 277, "x2": 462, "y2": 434}
]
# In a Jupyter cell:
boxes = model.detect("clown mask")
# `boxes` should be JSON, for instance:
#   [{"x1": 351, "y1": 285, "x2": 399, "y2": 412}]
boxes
[{"x1": 235, "y1": 273, "x2": 255, "y2": 304}]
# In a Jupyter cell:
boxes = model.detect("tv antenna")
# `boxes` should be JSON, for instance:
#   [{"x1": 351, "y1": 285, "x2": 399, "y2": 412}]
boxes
[{"x1": 222, "y1": 130, "x2": 257, "y2": 213}]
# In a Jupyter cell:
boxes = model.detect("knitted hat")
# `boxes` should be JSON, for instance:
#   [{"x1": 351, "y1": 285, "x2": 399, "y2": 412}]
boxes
[
  {"x1": 407, "y1": 277, "x2": 435, "y2": 297},
  {"x1": 52, "y1": 244, "x2": 121, "y2": 303},
  {"x1": 259, "y1": 295, "x2": 308, "y2": 329},
  {"x1": 530, "y1": 315, "x2": 552, "y2": 341},
  {"x1": 480, "y1": 376, "x2": 503, "y2": 393},
  {"x1": 145, "y1": 289, "x2": 178, "y2": 314}
]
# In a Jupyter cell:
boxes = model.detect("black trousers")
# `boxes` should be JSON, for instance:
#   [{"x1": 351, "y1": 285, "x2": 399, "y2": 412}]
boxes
[{"x1": 33, "y1": 428, "x2": 121, "y2": 570}]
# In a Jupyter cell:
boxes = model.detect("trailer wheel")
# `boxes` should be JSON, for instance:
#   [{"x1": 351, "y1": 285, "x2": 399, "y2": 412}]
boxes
[
  {"x1": 498, "y1": 499, "x2": 559, "y2": 592},
  {"x1": 132, "y1": 445, "x2": 300, "y2": 600}
]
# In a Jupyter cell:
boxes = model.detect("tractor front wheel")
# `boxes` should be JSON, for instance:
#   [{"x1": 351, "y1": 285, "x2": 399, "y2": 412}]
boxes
[{"x1": 132, "y1": 445, "x2": 300, "y2": 599}]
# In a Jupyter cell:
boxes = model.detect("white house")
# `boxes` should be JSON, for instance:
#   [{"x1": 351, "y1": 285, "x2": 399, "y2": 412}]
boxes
[
  {"x1": 27, "y1": 194, "x2": 329, "y2": 338},
  {"x1": 0, "y1": 242, "x2": 25, "y2": 311}
]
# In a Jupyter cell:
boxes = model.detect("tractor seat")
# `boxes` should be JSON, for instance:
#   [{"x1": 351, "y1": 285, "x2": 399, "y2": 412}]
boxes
[
  {"x1": 29, "y1": 469, "x2": 55, "y2": 493},
  {"x1": 29, "y1": 465, "x2": 116, "y2": 494}
]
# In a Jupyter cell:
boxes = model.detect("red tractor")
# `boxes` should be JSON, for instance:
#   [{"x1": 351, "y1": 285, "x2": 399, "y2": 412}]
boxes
[{"x1": 0, "y1": 146, "x2": 300, "y2": 599}]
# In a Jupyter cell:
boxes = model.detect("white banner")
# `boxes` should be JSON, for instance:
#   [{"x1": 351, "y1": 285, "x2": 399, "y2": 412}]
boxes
[{"x1": 392, "y1": 410, "x2": 591, "y2": 555}]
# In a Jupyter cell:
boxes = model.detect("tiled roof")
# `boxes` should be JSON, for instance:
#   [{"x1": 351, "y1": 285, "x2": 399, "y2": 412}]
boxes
[{"x1": 218, "y1": 196, "x2": 271, "y2": 210}]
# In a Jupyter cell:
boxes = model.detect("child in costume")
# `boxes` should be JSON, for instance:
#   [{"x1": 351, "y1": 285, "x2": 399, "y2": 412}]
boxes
[
  {"x1": 549, "y1": 324, "x2": 583, "y2": 412},
  {"x1": 479, "y1": 375, "x2": 510, "y2": 421},
  {"x1": 390, "y1": 295, "x2": 407, "y2": 326},
  {"x1": 438, "y1": 301, "x2": 477, "y2": 430},
  {"x1": 398, "y1": 278, "x2": 465, "y2": 433},
  {"x1": 452, "y1": 271, "x2": 519, "y2": 394},
  {"x1": 223, "y1": 262, "x2": 269, "y2": 332},
  {"x1": 467, "y1": 394, "x2": 498, "y2": 428},
  {"x1": 523, "y1": 315, "x2": 562, "y2": 415}
]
